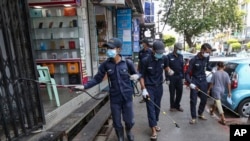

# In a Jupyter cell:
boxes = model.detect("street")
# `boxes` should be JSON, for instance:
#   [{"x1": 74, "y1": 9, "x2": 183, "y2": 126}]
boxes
[{"x1": 106, "y1": 83, "x2": 249, "y2": 141}]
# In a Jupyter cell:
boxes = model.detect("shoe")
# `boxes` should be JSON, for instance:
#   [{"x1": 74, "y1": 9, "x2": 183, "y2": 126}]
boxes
[
  {"x1": 218, "y1": 120, "x2": 226, "y2": 125},
  {"x1": 198, "y1": 115, "x2": 207, "y2": 120},
  {"x1": 31, "y1": 128, "x2": 43, "y2": 133},
  {"x1": 150, "y1": 134, "x2": 157, "y2": 140},
  {"x1": 176, "y1": 107, "x2": 184, "y2": 112},
  {"x1": 155, "y1": 126, "x2": 161, "y2": 132},
  {"x1": 139, "y1": 99, "x2": 145, "y2": 103},
  {"x1": 169, "y1": 108, "x2": 176, "y2": 112},
  {"x1": 189, "y1": 119, "x2": 196, "y2": 124},
  {"x1": 125, "y1": 127, "x2": 134, "y2": 141}
]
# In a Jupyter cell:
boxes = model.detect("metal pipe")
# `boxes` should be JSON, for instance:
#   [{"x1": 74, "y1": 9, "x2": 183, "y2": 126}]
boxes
[
  {"x1": 196, "y1": 88, "x2": 240, "y2": 116},
  {"x1": 147, "y1": 97, "x2": 180, "y2": 128}
]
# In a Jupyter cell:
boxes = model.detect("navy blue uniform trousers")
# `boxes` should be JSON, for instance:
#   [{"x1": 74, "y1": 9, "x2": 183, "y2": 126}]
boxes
[
  {"x1": 145, "y1": 85, "x2": 163, "y2": 127},
  {"x1": 190, "y1": 78, "x2": 208, "y2": 119},
  {"x1": 169, "y1": 75, "x2": 183, "y2": 109},
  {"x1": 110, "y1": 100, "x2": 134, "y2": 130}
]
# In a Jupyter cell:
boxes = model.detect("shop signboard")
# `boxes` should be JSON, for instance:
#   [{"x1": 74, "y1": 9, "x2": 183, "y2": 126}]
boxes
[
  {"x1": 100, "y1": 0, "x2": 125, "y2": 6},
  {"x1": 117, "y1": 9, "x2": 132, "y2": 56},
  {"x1": 140, "y1": 23, "x2": 155, "y2": 45},
  {"x1": 28, "y1": 0, "x2": 81, "y2": 6},
  {"x1": 133, "y1": 18, "x2": 140, "y2": 52}
]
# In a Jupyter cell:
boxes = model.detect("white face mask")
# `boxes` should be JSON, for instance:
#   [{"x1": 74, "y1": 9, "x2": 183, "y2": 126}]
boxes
[
  {"x1": 154, "y1": 53, "x2": 163, "y2": 59},
  {"x1": 106, "y1": 49, "x2": 117, "y2": 58},
  {"x1": 140, "y1": 44, "x2": 144, "y2": 49},
  {"x1": 176, "y1": 50, "x2": 182, "y2": 54},
  {"x1": 203, "y1": 53, "x2": 209, "y2": 58}
]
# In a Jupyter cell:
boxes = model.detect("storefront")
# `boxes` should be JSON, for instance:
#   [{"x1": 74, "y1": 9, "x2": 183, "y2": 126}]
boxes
[
  {"x1": 28, "y1": 0, "x2": 89, "y2": 85},
  {"x1": 88, "y1": 0, "x2": 144, "y2": 74}
]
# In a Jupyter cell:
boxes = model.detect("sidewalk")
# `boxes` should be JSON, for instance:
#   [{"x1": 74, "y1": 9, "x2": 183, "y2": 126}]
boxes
[{"x1": 106, "y1": 85, "x2": 230, "y2": 141}]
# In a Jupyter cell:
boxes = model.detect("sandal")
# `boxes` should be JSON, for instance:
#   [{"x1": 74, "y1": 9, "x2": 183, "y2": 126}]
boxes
[
  {"x1": 198, "y1": 115, "x2": 207, "y2": 120},
  {"x1": 155, "y1": 126, "x2": 161, "y2": 132},
  {"x1": 209, "y1": 109, "x2": 214, "y2": 116},
  {"x1": 139, "y1": 99, "x2": 145, "y2": 103},
  {"x1": 218, "y1": 120, "x2": 226, "y2": 125},
  {"x1": 189, "y1": 119, "x2": 196, "y2": 124},
  {"x1": 150, "y1": 134, "x2": 157, "y2": 140}
]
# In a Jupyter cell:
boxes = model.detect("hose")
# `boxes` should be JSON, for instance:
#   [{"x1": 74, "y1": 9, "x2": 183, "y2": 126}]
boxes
[{"x1": 14, "y1": 78, "x2": 105, "y2": 100}]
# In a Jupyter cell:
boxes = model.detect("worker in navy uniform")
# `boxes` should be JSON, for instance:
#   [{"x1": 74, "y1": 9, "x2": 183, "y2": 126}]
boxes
[
  {"x1": 138, "y1": 38, "x2": 153, "y2": 103},
  {"x1": 165, "y1": 42, "x2": 184, "y2": 112},
  {"x1": 185, "y1": 43, "x2": 212, "y2": 124},
  {"x1": 74, "y1": 38, "x2": 139, "y2": 141},
  {"x1": 138, "y1": 38, "x2": 153, "y2": 69},
  {"x1": 139, "y1": 40, "x2": 174, "y2": 140}
]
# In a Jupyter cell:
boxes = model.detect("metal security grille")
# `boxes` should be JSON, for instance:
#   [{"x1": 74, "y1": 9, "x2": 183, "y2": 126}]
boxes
[{"x1": 0, "y1": 0, "x2": 45, "y2": 140}]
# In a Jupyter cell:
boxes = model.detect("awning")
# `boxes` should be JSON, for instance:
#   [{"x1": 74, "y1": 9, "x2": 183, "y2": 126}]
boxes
[
  {"x1": 90, "y1": 0, "x2": 144, "y2": 14},
  {"x1": 132, "y1": 0, "x2": 143, "y2": 14}
]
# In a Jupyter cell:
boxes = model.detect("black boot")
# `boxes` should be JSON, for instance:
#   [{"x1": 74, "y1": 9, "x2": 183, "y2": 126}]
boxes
[
  {"x1": 115, "y1": 128, "x2": 124, "y2": 141},
  {"x1": 126, "y1": 128, "x2": 134, "y2": 141}
]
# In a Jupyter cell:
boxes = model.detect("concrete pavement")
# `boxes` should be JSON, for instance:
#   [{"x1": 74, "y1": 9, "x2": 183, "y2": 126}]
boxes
[{"x1": 106, "y1": 84, "x2": 230, "y2": 141}]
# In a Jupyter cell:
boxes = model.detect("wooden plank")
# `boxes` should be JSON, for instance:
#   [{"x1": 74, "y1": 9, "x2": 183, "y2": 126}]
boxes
[{"x1": 72, "y1": 102, "x2": 111, "y2": 141}]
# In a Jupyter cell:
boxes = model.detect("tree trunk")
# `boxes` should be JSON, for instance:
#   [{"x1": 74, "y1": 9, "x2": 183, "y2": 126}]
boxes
[{"x1": 184, "y1": 31, "x2": 195, "y2": 53}]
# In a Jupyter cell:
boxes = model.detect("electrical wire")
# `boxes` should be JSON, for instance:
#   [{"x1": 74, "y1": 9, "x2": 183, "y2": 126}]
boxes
[{"x1": 160, "y1": 0, "x2": 174, "y2": 33}]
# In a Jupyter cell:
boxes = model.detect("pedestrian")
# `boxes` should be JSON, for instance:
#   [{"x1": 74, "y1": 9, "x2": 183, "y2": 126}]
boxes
[
  {"x1": 74, "y1": 38, "x2": 139, "y2": 141},
  {"x1": 138, "y1": 38, "x2": 153, "y2": 103},
  {"x1": 183, "y1": 58, "x2": 190, "y2": 87},
  {"x1": 207, "y1": 62, "x2": 231, "y2": 125},
  {"x1": 206, "y1": 65, "x2": 218, "y2": 96},
  {"x1": 185, "y1": 43, "x2": 212, "y2": 124},
  {"x1": 139, "y1": 40, "x2": 173, "y2": 140},
  {"x1": 165, "y1": 42, "x2": 184, "y2": 112}
]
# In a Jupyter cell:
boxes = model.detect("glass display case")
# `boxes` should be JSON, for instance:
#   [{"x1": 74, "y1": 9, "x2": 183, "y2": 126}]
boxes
[
  {"x1": 30, "y1": 6, "x2": 85, "y2": 84},
  {"x1": 96, "y1": 14, "x2": 108, "y2": 64}
]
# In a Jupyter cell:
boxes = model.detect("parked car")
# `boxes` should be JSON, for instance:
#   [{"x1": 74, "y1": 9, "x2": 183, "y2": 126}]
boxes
[
  {"x1": 206, "y1": 56, "x2": 248, "y2": 83},
  {"x1": 221, "y1": 59, "x2": 250, "y2": 117},
  {"x1": 183, "y1": 52, "x2": 195, "y2": 73}
]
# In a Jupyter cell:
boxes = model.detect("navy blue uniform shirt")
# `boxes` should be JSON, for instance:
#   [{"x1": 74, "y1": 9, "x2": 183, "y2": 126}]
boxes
[
  {"x1": 165, "y1": 52, "x2": 184, "y2": 78},
  {"x1": 138, "y1": 48, "x2": 153, "y2": 62},
  {"x1": 140, "y1": 55, "x2": 167, "y2": 86},
  {"x1": 185, "y1": 54, "x2": 211, "y2": 84},
  {"x1": 84, "y1": 56, "x2": 137, "y2": 103}
]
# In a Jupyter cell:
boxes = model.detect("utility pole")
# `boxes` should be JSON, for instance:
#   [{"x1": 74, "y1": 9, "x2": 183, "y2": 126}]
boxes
[
  {"x1": 157, "y1": 10, "x2": 162, "y2": 33},
  {"x1": 184, "y1": 30, "x2": 186, "y2": 51}
]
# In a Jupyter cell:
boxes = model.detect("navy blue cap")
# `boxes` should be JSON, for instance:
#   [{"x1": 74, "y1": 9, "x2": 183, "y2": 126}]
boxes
[
  {"x1": 174, "y1": 42, "x2": 183, "y2": 50},
  {"x1": 153, "y1": 40, "x2": 165, "y2": 54},
  {"x1": 140, "y1": 38, "x2": 149, "y2": 45},
  {"x1": 102, "y1": 38, "x2": 122, "y2": 48}
]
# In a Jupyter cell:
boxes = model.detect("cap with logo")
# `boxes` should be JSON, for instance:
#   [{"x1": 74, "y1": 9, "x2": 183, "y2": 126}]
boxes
[
  {"x1": 153, "y1": 40, "x2": 165, "y2": 54},
  {"x1": 102, "y1": 38, "x2": 122, "y2": 49},
  {"x1": 174, "y1": 42, "x2": 183, "y2": 50}
]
